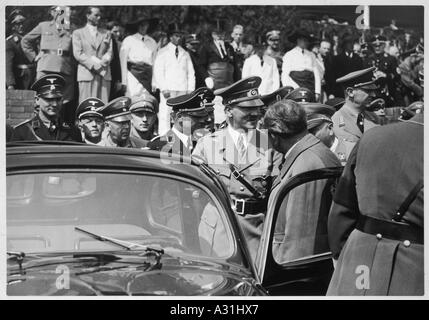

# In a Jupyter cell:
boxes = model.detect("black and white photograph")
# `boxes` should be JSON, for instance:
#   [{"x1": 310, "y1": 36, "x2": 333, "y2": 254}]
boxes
[{"x1": 2, "y1": 1, "x2": 426, "y2": 299}]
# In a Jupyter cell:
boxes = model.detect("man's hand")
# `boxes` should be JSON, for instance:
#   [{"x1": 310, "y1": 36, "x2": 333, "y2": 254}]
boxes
[
  {"x1": 7, "y1": 85, "x2": 15, "y2": 90},
  {"x1": 205, "y1": 77, "x2": 214, "y2": 89}
]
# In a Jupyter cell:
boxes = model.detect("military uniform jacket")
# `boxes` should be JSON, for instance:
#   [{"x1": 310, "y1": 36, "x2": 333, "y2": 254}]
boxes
[
  {"x1": 332, "y1": 103, "x2": 380, "y2": 160},
  {"x1": 6, "y1": 34, "x2": 33, "y2": 88},
  {"x1": 193, "y1": 128, "x2": 283, "y2": 261},
  {"x1": 11, "y1": 114, "x2": 82, "y2": 142},
  {"x1": 147, "y1": 129, "x2": 193, "y2": 156},
  {"x1": 102, "y1": 133, "x2": 147, "y2": 148},
  {"x1": 269, "y1": 134, "x2": 341, "y2": 263},
  {"x1": 72, "y1": 25, "x2": 113, "y2": 82},
  {"x1": 21, "y1": 21, "x2": 74, "y2": 76},
  {"x1": 327, "y1": 114, "x2": 424, "y2": 295}
]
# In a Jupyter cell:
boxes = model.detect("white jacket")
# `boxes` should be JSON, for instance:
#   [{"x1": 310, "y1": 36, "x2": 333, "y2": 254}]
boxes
[
  {"x1": 153, "y1": 42, "x2": 195, "y2": 92},
  {"x1": 242, "y1": 54, "x2": 280, "y2": 95}
]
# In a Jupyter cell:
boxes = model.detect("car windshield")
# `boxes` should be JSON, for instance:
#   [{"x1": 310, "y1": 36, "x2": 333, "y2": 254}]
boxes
[{"x1": 7, "y1": 171, "x2": 235, "y2": 259}]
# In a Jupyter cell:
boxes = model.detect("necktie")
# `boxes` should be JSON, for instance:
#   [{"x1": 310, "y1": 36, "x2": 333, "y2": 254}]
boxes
[
  {"x1": 260, "y1": 58, "x2": 264, "y2": 67},
  {"x1": 357, "y1": 113, "x2": 364, "y2": 133},
  {"x1": 48, "y1": 122, "x2": 57, "y2": 134},
  {"x1": 219, "y1": 42, "x2": 226, "y2": 58},
  {"x1": 175, "y1": 46, "x2": 179, "y2": 59},
  {"x1": 141, "y1": 35, "x2": 145, "y2": 42},
  {"x1": 237, "y1": 134, "x2": 246, "y2": 158},
  {"x1": 302, "y1": 49, "x2": 305, "y2": 54}
]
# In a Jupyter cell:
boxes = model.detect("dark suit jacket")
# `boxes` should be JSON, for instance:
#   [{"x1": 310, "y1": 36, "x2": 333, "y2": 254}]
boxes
[
  {"x1": 198, "y1": 40, "x2": 240, "y2": 82},
  {"x1": 147, "y1": 129, "x2": 192, "y2": 157},
  {"x1": 327, "y1": 114, "x2": 423, "y2": 295},
  {"x1": 269, "y1": 134, "x2": 341, "y2": 263}
]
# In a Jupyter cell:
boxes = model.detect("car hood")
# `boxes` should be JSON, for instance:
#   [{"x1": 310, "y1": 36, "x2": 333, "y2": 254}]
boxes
[{"x1": 7, "y1": 251, "x2": 265, "y2": 296}]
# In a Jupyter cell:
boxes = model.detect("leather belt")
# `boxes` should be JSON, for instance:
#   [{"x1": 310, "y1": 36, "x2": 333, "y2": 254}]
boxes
[
  {"x1": 233, "y1": 198, "x2": 266, "y2": 216},
  {"x1": 356, "y1": 215, "x2": 423, "y2": 245},
  {"x1": 42, "y1": 49, "x2": 70, "y2": 57}
]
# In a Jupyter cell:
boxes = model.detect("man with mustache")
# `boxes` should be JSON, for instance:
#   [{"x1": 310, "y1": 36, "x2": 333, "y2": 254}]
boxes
[
  {"x1": 332, "y1": 67, "x2": 381, "y2": 159},
  {"x1": 193, "y1": 76, "x2": 282, "y2": 260},
  {"x1": 75, "y1": 97, "x2": 105, "y2": 145},
  {"x1": 99, "y1": 96, "x2": 146, "y2": 148},
  {"x1": 129, "y1": 94, "x2": 158, "y2": 147},
  {"x1": 11, "y1": 74, "x2": 82, "y2": 142}
]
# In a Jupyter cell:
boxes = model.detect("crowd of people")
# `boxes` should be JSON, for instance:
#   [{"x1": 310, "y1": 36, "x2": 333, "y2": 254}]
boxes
[{"x1": 5, "y1": 6, "x2": 424, "y2": 296}]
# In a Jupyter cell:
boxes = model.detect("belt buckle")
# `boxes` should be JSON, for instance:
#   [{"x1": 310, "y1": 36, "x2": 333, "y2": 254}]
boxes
[
  {"x1": 57, "y1": 48, "x2": 63, "y2": 56},
  {"x1": 235, "y1": 199, "x2": 245, "y2": 215},
  {"x1": 232, "y1": 170, "x2": 241, "y2": 179}
]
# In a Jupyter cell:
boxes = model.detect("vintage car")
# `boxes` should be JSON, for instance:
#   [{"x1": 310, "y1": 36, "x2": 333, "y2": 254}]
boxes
[{"x1": 6, "y1": 142, "x2": 343, "y2": 296}]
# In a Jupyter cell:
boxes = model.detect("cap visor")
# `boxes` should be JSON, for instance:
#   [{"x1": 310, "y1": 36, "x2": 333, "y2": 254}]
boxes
[
  {"x1": 131, "y1": 107, "x2": 155, "y2": 113},
  {"x1": 235, "y1": 98, "x2": 265, "y2": 108},
  {"x1": 356, "y1": 83, "x2": 379, "y2": 90},
  {"x1": 39, "y1": 92, "x2": 63, "y2": 99},
  {"x1": 79, "y1": 112, "x2": 103, "y2": 119},
  {"x1": 109, "y1": 114, "x2": 132, "y2": 122}
]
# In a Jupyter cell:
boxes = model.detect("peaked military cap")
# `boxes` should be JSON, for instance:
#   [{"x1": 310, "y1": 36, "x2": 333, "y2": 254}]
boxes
[
  {"x1": 301, "y1": 102, "x2": 336, "y2": 130},
  {"x1": 336, "y1": 67, "x2": 381, "y2": 90},
  {"x1": 9, "y1": 9, "x2": 25, "y2": 24},
  {"x1": 76, "y1": 97, "x2": 105, "y2": 120},
  {"x1": 325, "y1": 97, "x2": 345, "y2": 111},
  {"x1": 400, "y1": 101, "x2": 424, "y2": 120},
  {"x1": 261, "y1": 86, "x2": 294, "y2": 106},
  {"x1": 285, "y1": 87, "x2": 315, "y2": 103},
  {"x1": 31, "y1": 74, "x2": 65, "y2": 99},
  {"x1": 370, "y1": 35, "x2": 387, "y2": 46},
  {"x1": 130, "y1": 94, "x2": 159, "y2": 114},
  {"x1": 100, "y1": 96, "x2": 132, "y2": 121},
  {"x1": 167, "y1": 87, "x2": 213, "y2": 117},
  {"x1": 215, "y1": 76, "x2": 264, "y2": 108}
]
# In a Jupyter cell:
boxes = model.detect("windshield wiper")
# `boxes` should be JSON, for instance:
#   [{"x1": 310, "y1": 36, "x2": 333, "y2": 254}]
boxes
[{"x1": 74, "y1": 227, "x2": 164, "y2": 256}]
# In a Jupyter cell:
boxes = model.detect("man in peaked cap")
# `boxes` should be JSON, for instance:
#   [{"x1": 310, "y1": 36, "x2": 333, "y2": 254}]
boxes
[
  {"x1": 99, "y1": 96, "x2": 146, "y2": 148},
  {"x1": 193, "y1": 76, "x2": 282, "y2": 260},
  {"x1": 258, "y1": 86, "x2": 294, "y2": 129},
  {"x1": 301, "y1": 102, "x2": 351, "y2": 165},
  {"x1": 363, "y1": 35, "x2": 400, "y2": 107},
  {"x1": 75, "y1": 97, "x2": 105, "y2": 145},
  {"x1": 21, "y1": 6, "x2": 76, "y2": 123},
  {"x1": 129, "y1": 94, "x2": 159, "y2": 147},
  {"x1": 6, "y1": 10, "x2": 35, "y2": 90},
  {"x1": 285, "y1": 87, "x2": 316, "y2": 103},
  {"x1": 11, "y1": 74, "x2": 82, "y2": 142},
  {"x1": 148, "y1": 87, "x2": 210, "y2": 157},
  {"x1": 331, "y1": 67, "x2": 381, "y2": 160}
]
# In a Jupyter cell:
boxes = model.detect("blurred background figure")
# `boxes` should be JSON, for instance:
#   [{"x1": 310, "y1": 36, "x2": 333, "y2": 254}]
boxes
[
  {"x1": 265, "y1": 30, "x2": 284, "y2": 80},
  {"x1": 242, "y1": 42, "x2": 280, "y2": 95},
  {"x1": 153, "y1": 23, "x2": 195, "y2": 135},
  {"x1": 184, "y1": 33, "x2": 206, "y2": 89},
  {"x1": 21, "y1": 6, "x2": 76, "y2": 123},
  {"x1": 229, "y1": 24, "x2": 245, "y2": 73},
  {"x1": 198, "y1": 26, "x2": 240, "y2": 90},
  {"x1": 6, "y1": 9, "x2": 35, "y2": 90},
  {"x1": 120, "y1": 16, "x2": 158, "y2": 97},
  {"x1": 72, "y1": 6, "x2": 113, "y2": 103},
  {"x1": 106, "y1": 20, "x2": 125, "y2": 100}
]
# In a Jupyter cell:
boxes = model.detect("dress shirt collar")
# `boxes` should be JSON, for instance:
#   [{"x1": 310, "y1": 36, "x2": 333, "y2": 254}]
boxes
[
  {"x1": 86, "y1": 23, "x2": 98, "y2": 33},
  {"x1": 330, "y1": 136, "x2": 339, "y2": 153},
  {"x1": 227, "y1": 126, "x2": 249, "y2": 149},
  {"x1": 284, "y1": 139, "x2": 300, "y2": 159},
  {"x1": 172, "y1": 126, "x2": 191, "y2": 147}
]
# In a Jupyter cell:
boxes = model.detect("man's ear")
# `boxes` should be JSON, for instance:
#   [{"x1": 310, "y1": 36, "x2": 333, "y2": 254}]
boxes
[
  {"x1": 225, "y1": 107, "x2": 233, "y2": 118},
  {"x1": 345, "y1": 87, "x2": 354, "y2": 98}
]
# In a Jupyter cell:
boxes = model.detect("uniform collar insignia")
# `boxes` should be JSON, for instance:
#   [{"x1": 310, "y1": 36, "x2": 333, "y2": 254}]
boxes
[
  {"x1": 32, "y1": 120, "x2": 40, "y2": 128},
  {"x1": 62, "y1": 122, "x2": 70, "y2": 128}
]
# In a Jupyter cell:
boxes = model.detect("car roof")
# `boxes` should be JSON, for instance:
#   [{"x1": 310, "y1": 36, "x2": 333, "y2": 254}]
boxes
[{"x1": 6, "y1": 142, "x2": 208, "y2": 183}]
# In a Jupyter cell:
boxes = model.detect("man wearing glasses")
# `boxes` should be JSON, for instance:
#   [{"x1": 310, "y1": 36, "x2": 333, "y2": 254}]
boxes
[{"x1": 75, "y1": 97, "x2": 105, "y2": 145}]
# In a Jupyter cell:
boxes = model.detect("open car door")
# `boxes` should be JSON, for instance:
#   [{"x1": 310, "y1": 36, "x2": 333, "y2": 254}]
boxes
[{"x1": 255, "y1": 167, "x2": 344, "y2": 295}]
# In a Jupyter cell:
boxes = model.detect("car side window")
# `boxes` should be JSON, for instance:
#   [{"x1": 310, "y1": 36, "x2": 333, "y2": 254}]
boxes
[{"x1": 272, "y1": 177, "x2": 336, "y2": 264}]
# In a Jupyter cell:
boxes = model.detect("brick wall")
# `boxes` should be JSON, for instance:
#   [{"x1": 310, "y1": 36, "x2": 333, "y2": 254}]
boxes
[{"x1": 6, "y1": 90, "x2": 36, "y2": 126}]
